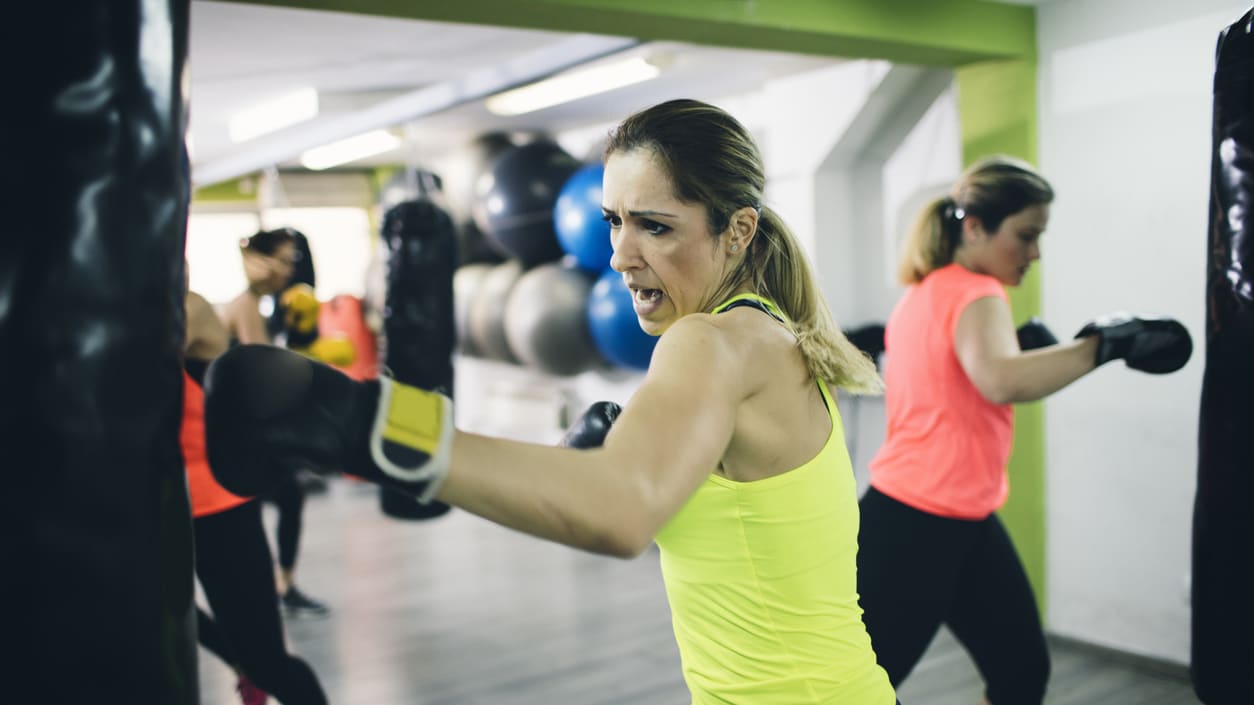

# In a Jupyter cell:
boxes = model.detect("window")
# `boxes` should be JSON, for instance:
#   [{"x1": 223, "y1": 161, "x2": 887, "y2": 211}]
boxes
[{"x1": 186, "y1": 207, "x2": 373, "y2": 304}]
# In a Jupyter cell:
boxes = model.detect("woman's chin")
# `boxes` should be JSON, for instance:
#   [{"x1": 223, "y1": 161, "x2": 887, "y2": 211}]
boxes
[{"x1": 638, "y1": 318, "x2": 667, "y2": 337}]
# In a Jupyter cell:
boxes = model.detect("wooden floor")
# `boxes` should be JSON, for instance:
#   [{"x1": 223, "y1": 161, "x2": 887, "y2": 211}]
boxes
[{"x1": 197, "y1": 479, "x2": 1201, "y2": 705}]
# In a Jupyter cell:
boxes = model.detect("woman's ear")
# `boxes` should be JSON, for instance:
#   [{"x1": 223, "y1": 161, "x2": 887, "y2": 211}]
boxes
[
  {"x1": 729, "y1": 206, "x2": 759, "y2": 253},
  {"x1": 961, "y1": 214, "x2": 986, "y2": 245}
]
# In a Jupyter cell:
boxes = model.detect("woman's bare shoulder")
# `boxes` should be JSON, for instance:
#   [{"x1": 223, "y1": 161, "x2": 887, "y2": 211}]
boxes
[
  {"x1": 658, "y1": 310, "x2": 793, "y2": 388},
  {"x1": 186, "y1": 291, "x2": 230, "y2": 356}
]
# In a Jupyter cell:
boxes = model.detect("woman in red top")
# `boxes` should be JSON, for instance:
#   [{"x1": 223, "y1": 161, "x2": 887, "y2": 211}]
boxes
[
  {"x1": 858, "y1": 156, "x2": 1190, "y2": 705},
  {"x1": 185, "y1": 287, "x2": 327, "y2": 705}
]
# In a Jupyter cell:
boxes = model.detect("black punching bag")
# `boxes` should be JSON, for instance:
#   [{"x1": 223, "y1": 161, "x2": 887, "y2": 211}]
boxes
[
  {"x1": 378, "y1": 199, "x2": 457, "y2": 520},
  {"x1": 1, "y1": 2, "x2": 197, "y2": 704},
  {"x1": 1194, "y1": 9, "x2": 1254, "y2": 703}
]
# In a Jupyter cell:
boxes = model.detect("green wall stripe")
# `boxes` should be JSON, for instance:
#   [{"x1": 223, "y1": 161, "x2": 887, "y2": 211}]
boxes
[
  {"x1": 956, "y1": 57, "x2": 1047, "y2": 613},
  {"x1": 192, "y1": 175, "x2": 260, "y2": 203},
  {"x1": 221, "y1": 0, "x2": 1034, "y2": 65}
]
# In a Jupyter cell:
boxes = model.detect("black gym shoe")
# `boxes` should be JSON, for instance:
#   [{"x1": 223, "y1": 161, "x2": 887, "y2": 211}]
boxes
[
  {"x1": 294, "y1": 467, "x2": 329, "y2": 494},
  {"x1": 280, "y1": 587, "x2": 331, "y2": 619}
]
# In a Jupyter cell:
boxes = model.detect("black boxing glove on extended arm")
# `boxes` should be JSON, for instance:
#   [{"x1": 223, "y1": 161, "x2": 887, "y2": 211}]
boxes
[
  {"x1": 204, "y1": 344, "x2": 453, "y2": 502},
  {"x1": 1074, "y1": 313, "x2": 1193, "y2": 374}
]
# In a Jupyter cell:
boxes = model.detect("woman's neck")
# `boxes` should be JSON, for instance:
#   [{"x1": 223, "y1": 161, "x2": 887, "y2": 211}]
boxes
[{"x1": 950, "y1": 249, "x2": 983, "y2": 275}]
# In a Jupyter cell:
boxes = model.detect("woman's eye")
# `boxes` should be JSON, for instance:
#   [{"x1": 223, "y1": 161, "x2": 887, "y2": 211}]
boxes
[
  {"x1": 601, "y1": 213, "x2": 621, "y2": 228},
  {"x1": 642, "y1": 219, "x2": 669, "y2": 235}
]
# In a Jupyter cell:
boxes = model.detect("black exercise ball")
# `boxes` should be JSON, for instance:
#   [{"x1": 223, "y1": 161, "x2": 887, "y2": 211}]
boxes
[
  {"x1": 444, "y1": 132, "x2": 515, "y2": 227},
  {"x1": 473, "y1": 140, "x2": 582, "y2": 267}
]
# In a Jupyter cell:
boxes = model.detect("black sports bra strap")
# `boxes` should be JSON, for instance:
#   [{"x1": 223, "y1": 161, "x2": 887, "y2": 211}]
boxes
[{"x1": 717, "y1": 298, "x2": 785, "y2": 323}]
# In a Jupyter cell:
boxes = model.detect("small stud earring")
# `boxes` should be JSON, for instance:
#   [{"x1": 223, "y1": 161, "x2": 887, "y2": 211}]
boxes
[{"x1": 730, "y1": 243, "x2": 740, "y2": 253}]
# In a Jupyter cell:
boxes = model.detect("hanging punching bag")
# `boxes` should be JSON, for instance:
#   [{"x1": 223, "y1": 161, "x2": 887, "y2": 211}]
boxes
[
  {"x1": 1, "y1": 2, "x2": 197, "y2": 704},
  {"x1": 378, "y1": 198, "x2": 458, "y2": 520},
  {"x1": 1193, "y1": 9, "x2": 1254, "y2": 704}
]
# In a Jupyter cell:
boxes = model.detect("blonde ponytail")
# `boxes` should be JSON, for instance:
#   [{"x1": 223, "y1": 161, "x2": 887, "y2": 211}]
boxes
[
  {"x1": 707, "y1": 207, "x2": 882, "y2": 394},
  {"x1": 897, "y1": 196, "x2": 956, "y2": 284}
]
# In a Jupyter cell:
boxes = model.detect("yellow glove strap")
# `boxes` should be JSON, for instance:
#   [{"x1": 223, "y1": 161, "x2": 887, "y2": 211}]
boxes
[
  {"x1": 369, "y1": 377, "x2": 453, "y2": 502},
  {"x1": 382, "y1": 382, "x2": 443, "y2": 455}
]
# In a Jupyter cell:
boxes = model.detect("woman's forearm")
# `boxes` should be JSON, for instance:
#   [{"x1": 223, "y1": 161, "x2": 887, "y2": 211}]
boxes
[
  {"x1": 994, "y1": 337, "x2": 1099, "y2": 403},
  {"x1": 437, "y1": 433, "x2": 655, "y2": 558}
]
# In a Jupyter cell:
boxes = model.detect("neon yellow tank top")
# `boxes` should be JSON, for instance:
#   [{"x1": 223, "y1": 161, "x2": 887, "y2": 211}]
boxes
[{"x1": 653, "y1": 294, "x2": 894, "y2": 705}]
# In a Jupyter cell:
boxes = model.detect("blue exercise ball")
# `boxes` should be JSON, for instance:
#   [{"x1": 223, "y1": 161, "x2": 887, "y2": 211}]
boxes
[
  {"x1": 586, "y1": 268, "x2": 658, "y2": 371},
  {"x1": 554, "y1": 162, "x2": 612, "y2": 273}
]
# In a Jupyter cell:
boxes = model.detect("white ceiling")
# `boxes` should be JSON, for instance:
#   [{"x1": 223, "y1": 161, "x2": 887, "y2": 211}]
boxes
[{"x1": 188, "y1": 1, "x2": 848, "y2": 184}]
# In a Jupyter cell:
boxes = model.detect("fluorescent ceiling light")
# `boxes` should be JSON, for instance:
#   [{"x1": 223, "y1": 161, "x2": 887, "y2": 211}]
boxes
[
  {"x1": 229, "y1": 88, "x2": 319, "y2": 143},
  {"x1": 486, "y1": 56, "x2": 661, "y2": 116},
  {"x1": 299, "y1": 130, "x2": 401, "y2": 170}
]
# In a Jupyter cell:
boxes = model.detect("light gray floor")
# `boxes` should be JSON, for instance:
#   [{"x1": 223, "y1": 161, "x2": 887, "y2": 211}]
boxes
[{"x1": 197, "y1": 479, "x2": 1200, "y2": 705}]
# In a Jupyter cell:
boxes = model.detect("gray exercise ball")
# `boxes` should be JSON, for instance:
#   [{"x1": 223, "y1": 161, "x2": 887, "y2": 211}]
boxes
[
  {"x1": 503, "y1": 263, "x2": 599, "y2": 376},
  {"x1": 467, "y1": 259, "x2": 524, "y2": 363},
  {"x1": 453, "y1": 263, "x2": 494, "y2": 356}
]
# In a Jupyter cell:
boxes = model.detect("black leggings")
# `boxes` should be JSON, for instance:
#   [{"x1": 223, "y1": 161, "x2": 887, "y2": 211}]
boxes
[
  {"x1": 857, "y1": 487, "x2": 1049, "y2": 705},
  {"x1": 195, "y1": 501, "x2": 327, "y2": 705},
  {"x1": 265, "y1": 472, "x2": 306, "y2": 571}
]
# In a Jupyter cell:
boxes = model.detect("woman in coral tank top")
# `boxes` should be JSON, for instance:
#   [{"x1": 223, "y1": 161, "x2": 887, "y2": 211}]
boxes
[{"x1": 860, "y1": 156, "x2": 1189, "y2": 705}]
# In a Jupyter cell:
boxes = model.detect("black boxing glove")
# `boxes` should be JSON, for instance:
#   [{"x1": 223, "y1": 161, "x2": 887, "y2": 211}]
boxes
[
  {"x1": 1074, "y1": 313, "x2": 1193, "y2": 374},
  {"x1": 205, "y1": 345, "x2": 453, "y2": 501},
  {"x1": 1016, "y1": 317, "x2": 1059, "y2": 351},
  {"x1": 843, "y1": 323, "x2": 886, "y2": 360},
  {"x1": 559, "y1": 401, "x2": 622, "y2": 449}
]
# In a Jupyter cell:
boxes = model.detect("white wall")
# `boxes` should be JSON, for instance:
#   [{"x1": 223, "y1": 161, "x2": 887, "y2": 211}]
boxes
[
  {"x1": 185, "y1": 206, "x2": 372, "y2": 304},
  {"x1": 1037, "y1": 0, "x2": 1248, "y2": 664},
  {"x1": 779, "y1": 65, "x2": 961, "y2": 488}
]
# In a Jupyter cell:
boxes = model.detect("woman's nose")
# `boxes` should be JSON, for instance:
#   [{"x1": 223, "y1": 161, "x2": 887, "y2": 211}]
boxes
[{"x1": 609, "y1": 233, "x2": 639, "y2": 273}]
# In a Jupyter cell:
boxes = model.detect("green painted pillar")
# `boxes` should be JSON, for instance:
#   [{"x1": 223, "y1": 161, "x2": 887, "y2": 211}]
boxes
[{"x1": 956, "y1": 57, "x2": 1047, "y2": 612}]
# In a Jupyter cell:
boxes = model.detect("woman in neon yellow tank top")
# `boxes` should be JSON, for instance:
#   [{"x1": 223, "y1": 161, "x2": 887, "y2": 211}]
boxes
[
  {"x1": 572, "y1": 99, "x2": 893, "y2": 703},
  {"x1": 201, "y1": 99, "x2": 897, "y2": 704}
]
